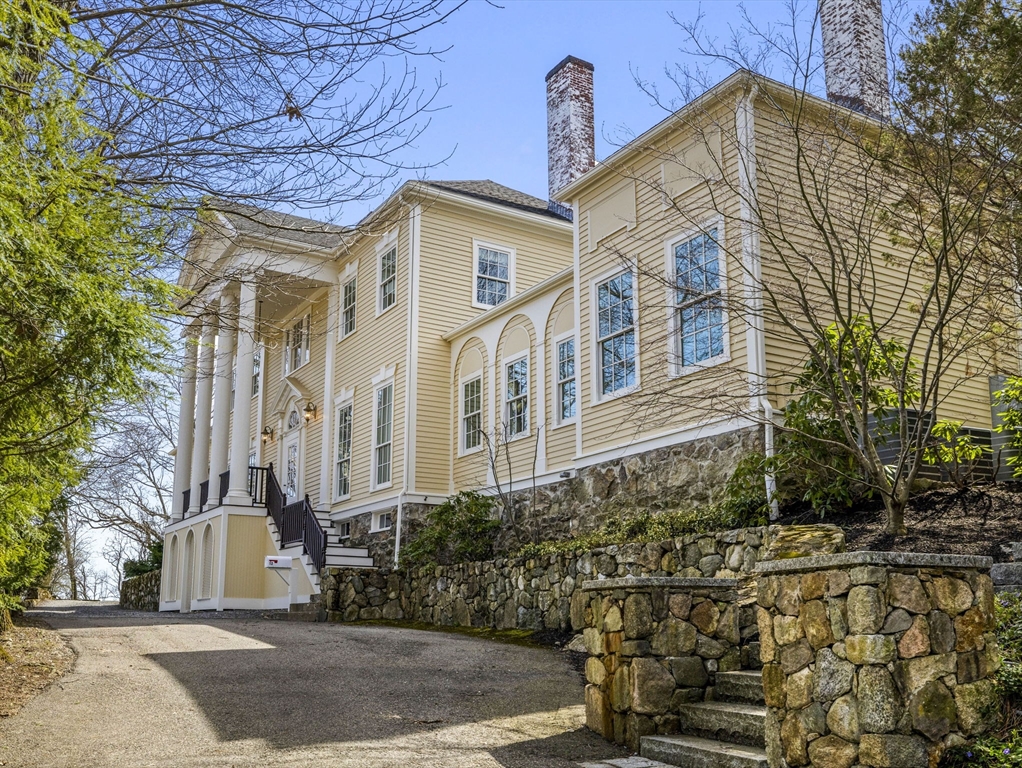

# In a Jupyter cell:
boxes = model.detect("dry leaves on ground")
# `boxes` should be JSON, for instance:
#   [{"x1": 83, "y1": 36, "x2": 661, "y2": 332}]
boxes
[{"x1": 0, "y1": 616, "x2": 75, "y2": 718}]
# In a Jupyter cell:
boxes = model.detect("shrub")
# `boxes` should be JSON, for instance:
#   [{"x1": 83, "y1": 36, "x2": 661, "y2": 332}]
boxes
[
  {"x1": 400, "y1": 492, "x2": 500, "y2": 570},
  {"x1": 923, "y1": 420, "x2": 990, "y2": 488},
  {"x1": 124, "y1": 540, "x2": 163, "y2": 579}
]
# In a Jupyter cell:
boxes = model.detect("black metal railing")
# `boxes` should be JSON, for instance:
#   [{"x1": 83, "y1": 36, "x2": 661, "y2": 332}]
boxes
[
  {"x1": 248, "y1": 465, "x2": 268, "y2": 505},
  {"x1": 198, "y1": 480, "x2": 210, "y2": 511},
  {"x1": 256, "y1": 465, "x2": 327, "y2": 573},
  {"x1": 182, "y1": 488, "x2": 191, "y2": 516},
  {"x1": 218, "y1": 470, "x2": 230, "y2": 505}
]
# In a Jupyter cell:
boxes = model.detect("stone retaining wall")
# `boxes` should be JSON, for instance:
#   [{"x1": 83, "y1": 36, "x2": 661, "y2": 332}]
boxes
[
  {"x1": 581, "y1": 577, "x2": 759, "y2": 751},
  {"x1": 119, "y1": 570, "x2": 161, "y2": 611},
  {"x1": 755, "y1": 552, "x2": 999, "y2": 768},
  {"x1": 322, "y1": 524, "x2": 845, "y2": 631}
]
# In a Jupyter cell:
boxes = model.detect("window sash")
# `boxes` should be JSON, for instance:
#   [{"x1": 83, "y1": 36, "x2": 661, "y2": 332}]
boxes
[
  {"x1": 342, "y1": 278, "x2": 357, "y2": 337},
  {"x1": 504, "y1": 358, "x2": 528, "y2": 437},
  {"x1": 596, "y1": 272, "x2": 636, "y2": 395},
  {"x1": 556, "y1": 338, "x2": 576, "y2": 421},
  {"x1": 374, "y1": 384, "x2": 393, "y2": 486},
  {"x1": 462, "y1": 378, "x2": 482, "y2": 451},
  {"x1": 251, "y1": 348, "x2": 261, "y2": 397},
  {"x1": 379, "y1": 247, "x2": 397, "y2": 312},
  {"x1": 475, "y1": 246, "x2": 510, "y2": 306},
  {"x1": 672, "y1": 230, "x2": 725, "y2": 368},
  {"x1": 335, "y1": 404, "x2": 353, "y2": 498},
  {"x1": 285, "y1": 315, "x2": 310, "y2": 374}
]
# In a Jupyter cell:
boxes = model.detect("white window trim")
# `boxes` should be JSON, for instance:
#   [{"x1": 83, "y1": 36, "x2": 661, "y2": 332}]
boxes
[
  {"x1": 370, "y1": 376, "x2": 395, "y2": 491},
  {"x1": 664, "y1": 219, "x2": 731, "y2": 379},
  {"x1": 551, "y1": 329, "x2": 577, "y2": 428},
  {"x1": 340, "y1": 273, "x2": 358, "y2": 340},
  {"x1": 459, "y1": 370, "x2": 484, "y2": 456},
  {"x1": 283, "y1": 311, "x2": 312, "y2": 376},
  {"x1": 376, "y1": 231, "x2": 399, "y2": 317},
  {"x1": 251, "y1": 346, "x2": 262, "y2": 399},
  {"x1": 471, "y1": 238, "x2": 517, "y2": 309},
  {"x1": 372, "y1": 511, "x2": 393, "y2": 532},
  {"x1": 502, "y1": 350, "x2": 530, "y2": 442},
  {"x1": 337, "y1": 520, "x2": 352, "y2": 539},
  {"x1": 333, "y1": 398, "x2": 354, "y2": 502},
  {"x1": 590, "y1": 265, "x2": 641, "y2": 404}
]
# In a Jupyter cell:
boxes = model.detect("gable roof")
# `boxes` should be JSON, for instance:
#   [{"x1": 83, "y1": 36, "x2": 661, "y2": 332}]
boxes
[
  {"x1": 422, "y1": 180, "x2": 571, "y2": 222},
  {"x1": 209, "y1": 200, "x2": 348, "y2": 249}
]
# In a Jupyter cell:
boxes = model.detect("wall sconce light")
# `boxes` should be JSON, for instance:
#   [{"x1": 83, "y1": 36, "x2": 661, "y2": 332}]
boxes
[
  {"x1": 261, "y1": 426, "x2": 274, "y2": 443},
  {"x1": 303, "y1": 401, "x2": 317, "y2": 422}
]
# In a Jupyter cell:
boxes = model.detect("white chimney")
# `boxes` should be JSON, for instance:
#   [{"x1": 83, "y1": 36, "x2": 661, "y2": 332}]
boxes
[
  {"x1": 546, "y1": 55, "x2": 595, "y2": 200},
  {"x1": 819, "y1": 0, "x2": 890, "y2": 119}
]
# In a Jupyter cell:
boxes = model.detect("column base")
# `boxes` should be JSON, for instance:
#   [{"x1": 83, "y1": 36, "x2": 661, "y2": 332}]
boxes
[{"x1": 223, "y1": 492, "x2": 253, "y2": 506}]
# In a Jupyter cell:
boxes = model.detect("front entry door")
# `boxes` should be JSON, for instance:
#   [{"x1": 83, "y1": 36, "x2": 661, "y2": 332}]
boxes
[{"x1": 282, "y1": 432, "x2": 300, "y2": 502}]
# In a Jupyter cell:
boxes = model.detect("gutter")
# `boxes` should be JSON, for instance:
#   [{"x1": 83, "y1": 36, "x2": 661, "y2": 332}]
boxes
[{"x1": 736, "y1": 83, "x2": 779, "y2": 518}]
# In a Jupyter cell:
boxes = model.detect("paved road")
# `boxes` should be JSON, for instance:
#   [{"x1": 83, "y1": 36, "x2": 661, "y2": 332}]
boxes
[{"x1": 0, "y1": 602, "x2": 627, "y2": 768}]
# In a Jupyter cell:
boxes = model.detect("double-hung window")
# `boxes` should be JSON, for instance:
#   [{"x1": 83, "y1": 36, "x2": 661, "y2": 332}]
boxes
[
  {"x1": 462, "y1": 377, "x2": 482, "y2": 451},
  {"x1": 504, "y1": 357, "x2": 529, "y2": 438},
  {"x1": 556, "y1": 338, "x2": 576, "y2": 422},
  {"x1": 284, "y1": 314, "x2": 311, "y2": 374},
  {"x1": 334, "y1": 403, "x2": 353, "y2": 499},
  {"x1": 251, "y1": 347, "x2": 261, "y2": 397},
  {"x1": 474, "y1": 243, "x2": 513, "y2": 307},
  {"x1": 378, "y1": 246, "x2": 397, "y2": 313},
  {"x1": 596, "y1": 271, "x2": 637, "y2": 396},
  {"x1": 672, "y1": 229, "x2": 725, "y2": 371},
  {"x1": 341, "y1": 278, "x2": 357, "y2": 337},
  {"x1": 373, "y1": 383, "x2": 393, "y2": 487}
]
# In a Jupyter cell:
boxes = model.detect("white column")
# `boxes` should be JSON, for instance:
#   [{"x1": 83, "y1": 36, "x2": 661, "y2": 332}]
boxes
[
  {"x1": 208, "y1": 291, "x2": 237, "y2": 498},
  {"x1": 171, "y1": 328, "x2": 199, "y2": 521},
  {"x1": 188, "y1": 320, "x2": 216, "y2": 514},
  {"x1": 317, "y1": 286, "x2": 339, "y2": 507},
  {"x1": 226, "y1": 280, "x2": 257, "y2": 504}
]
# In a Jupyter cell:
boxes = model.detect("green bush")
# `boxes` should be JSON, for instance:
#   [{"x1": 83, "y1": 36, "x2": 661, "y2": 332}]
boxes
[
  {"x1": 400, "y1": 492, "x2": 500, "y2": 570},
  {"x1": 124, "y1": 540, "x2": 163, "y2": 579}
]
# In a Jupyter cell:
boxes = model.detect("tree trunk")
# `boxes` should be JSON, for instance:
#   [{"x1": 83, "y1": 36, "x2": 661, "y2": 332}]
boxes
[
  {"x1": 0, "y1": 606, "x2": 13, "y2": 635},
  {"x1": 884, "y1": 488, "x2": 909, "y2": 536}
]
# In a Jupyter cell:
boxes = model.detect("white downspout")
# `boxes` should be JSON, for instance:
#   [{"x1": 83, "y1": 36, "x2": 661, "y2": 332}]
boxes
[{"x1": 736, "y1": 82, "x2": 779, "y2": 518}]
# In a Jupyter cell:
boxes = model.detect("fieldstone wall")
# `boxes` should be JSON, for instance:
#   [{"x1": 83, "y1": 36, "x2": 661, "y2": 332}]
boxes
[
  {"x1": 336, "y1": 502, "x2": 432, "y2": 565},
  {"x1": 119, "y1": 570, "x2": 161, "y2": 611},
  {"x1": 495, "y1": 426, "x2": 764, "y2": 551},
  {"x1": 581, "y1": 577, "x2": 759, "y2": 751},
  {"x1": 754, "y1": 552, "x2": 999, "y2": 768},
  {"x1": 322, "y1": 524, "x2": 845, "y2": 631}
]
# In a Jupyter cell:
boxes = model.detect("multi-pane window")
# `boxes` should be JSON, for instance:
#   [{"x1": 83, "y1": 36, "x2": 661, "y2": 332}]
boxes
[
  {"x1": 335, "y1": 403, "x2": 353, "y2": 499},
  {"x1": 337, "y1": 521, "x2": 351, "y2": 539},
  {"x1": 673, "y1": 229, "x2": 725, "y2": 368},
  {"x1": 505, "y1": 357, "x2": 529, "y2": 437},
  {"x1": 556, "y1": 338, "x2": 576, "y2": 421},
  {"x1": 378, "y1": 247, "x2": 396, "y2": 312},
  {"x1": 251, "y1": 348, "x2": 261, "y2": 397},
  {"x1": 284, "y1": 314, "x2": 311, "y2": 374},
  {"x1": 374, "y1": 383, "x2": 393, "y2": 487},
  {"x1": 462, "y1": 378, "x2": 482, "y2": 451},
  {"x1": 285, "y1": 442, "x2": 298, "y2": 500},
  {"x1": 475, "y1": 245, "x2": 511, "y2": 306},
  {"x1": 597, "y1": 271, "x2": 637, "y2": 395},
  {"x1": 341, "y1": 278, "x2": 357, "y2": 337},
  {"x1": 377, "y1": 511, "x2": 393, "y2": 530}
]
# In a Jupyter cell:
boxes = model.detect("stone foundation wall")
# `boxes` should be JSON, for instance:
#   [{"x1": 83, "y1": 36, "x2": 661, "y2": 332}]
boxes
[
  {"x1": 119, "y1": 570, "x2": 161, "y2": 611},
  {"x1": 495, "y1": 426, "x2": 764, "y2": 551},
  {"x1": 335, "y1": 502, "x2": 432, "y2": 565},
  {"x1": 754, "y1": 552, "x2": 999, "y2": 768},
  {"x1": 581, "y1": 577, "x2": 759, "y2": 751},
  {"x1": 322, "y1": 524, "x2": 845, "y2": 631}
]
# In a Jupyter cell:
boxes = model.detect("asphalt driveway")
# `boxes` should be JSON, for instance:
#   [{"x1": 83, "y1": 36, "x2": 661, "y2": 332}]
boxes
[{"x1": 0, "y1": 601, "x2": 626, "y2": 768}]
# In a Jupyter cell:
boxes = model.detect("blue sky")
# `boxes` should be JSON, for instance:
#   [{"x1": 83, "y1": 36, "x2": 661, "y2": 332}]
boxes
[{"x1": 331, "y1": 0, "x2": 927, "y2": 223}]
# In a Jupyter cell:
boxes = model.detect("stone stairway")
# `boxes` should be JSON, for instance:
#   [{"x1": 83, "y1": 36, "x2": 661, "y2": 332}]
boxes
[
  {"x1": 583, "y1": 670, "x2": 768, "y2": 768},
  {"x1": 992, "y1": 543, "x2": 1022, "y2": 593}
]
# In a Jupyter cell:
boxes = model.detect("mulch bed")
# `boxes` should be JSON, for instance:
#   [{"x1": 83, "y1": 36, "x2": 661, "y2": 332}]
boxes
[
  {"x1": 0, "y1": 614, "x2": 75, "y2": 718},
  {"x1": 776, "y1": 482, "x2": 1022, "y2": 561}
]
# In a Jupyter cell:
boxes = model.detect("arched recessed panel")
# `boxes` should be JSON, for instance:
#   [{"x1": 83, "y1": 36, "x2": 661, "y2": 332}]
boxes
[
  {"x1": 460, "y1": 346, "x2": 483, "y2": 376},
  {"x1": 503, "y1": 326, "x2": 531, "y2": 358},
  {"x1": 552, "y1": 300, "x2": 575, "y2": 337},
  {"x1": 200, "y1": 525, "x2": 214, "y2": 600}
]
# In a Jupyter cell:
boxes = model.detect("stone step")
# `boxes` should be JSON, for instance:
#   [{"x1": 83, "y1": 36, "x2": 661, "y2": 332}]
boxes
[
  {"x1": 325, "y1": 544, "x2": 370, "y2": 558},
  {"x1": 992, "y1": 563, "x2": 1022, "y2": 585},
  {"x1": 995, "y1": 584, "x2": 1022, "y2": 593},
  {"x1": 676, "y1": 701, "x2": 766, "y2": 748},
  {"x1": 715, "y1": 671, "x2": 764, "y2": 704},
  {"x1": 640, "y1": 735, "x2": 769, "y2": 768},
  {"x1": 324, "y1": 553, "x2": 375, "y2": 568},
  {"x1": 579, "y1": 758, "x2": 674, "y2": 768}
]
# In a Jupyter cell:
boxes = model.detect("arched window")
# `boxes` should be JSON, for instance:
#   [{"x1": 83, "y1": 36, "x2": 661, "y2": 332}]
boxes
[
  {"x1": 287, "y1": 408, "x2": 301, "y2": 431},
  {"x1": 165, "y1": 535, "x2": 179, "y2": 602},
  {"x1": 200, "y1": 525, "x2": 214, "y2": 599}
]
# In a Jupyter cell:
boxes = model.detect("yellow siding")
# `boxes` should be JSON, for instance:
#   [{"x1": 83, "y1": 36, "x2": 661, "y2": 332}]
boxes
[
  {"x1": 574, "y1": 99, "x2": 751, "y2": 458},
  {"x1": 224, "y1": 515, "x2": 284, "y2": 600},
  {"x1": 545, "y1": 289, "x2": 577, "y2": 471},
  {"x1": 452, "y1": 338, "x2": 490, "y2": 491},
  {"x1": 413, "y1": 201, "x2": 573, "y2": 494}
]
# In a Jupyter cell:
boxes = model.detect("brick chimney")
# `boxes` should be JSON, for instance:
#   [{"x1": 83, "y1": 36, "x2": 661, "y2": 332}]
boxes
[
  {"x1": 546, "y1": 55, "x2": 595, "y2": 201},
  {"x1": 819, "y1": 0, "x2": 890, "y2": 119}
]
